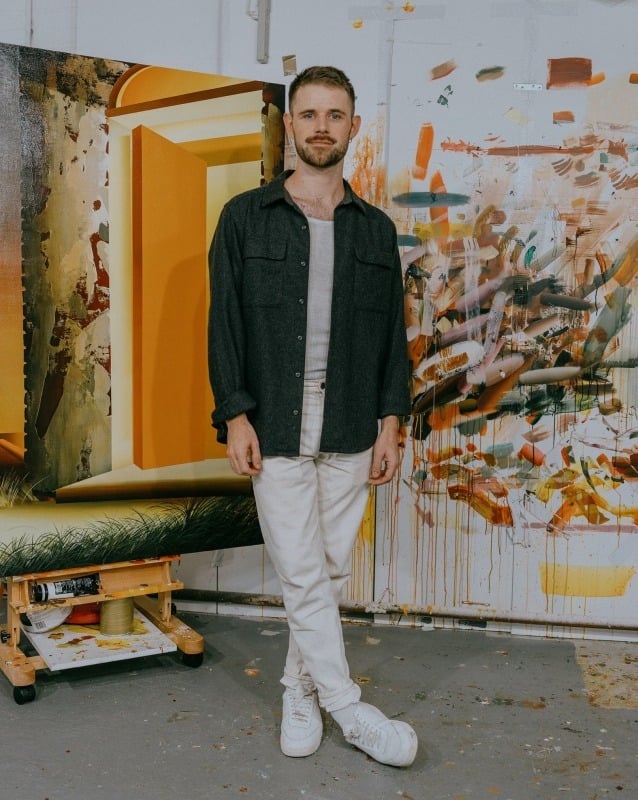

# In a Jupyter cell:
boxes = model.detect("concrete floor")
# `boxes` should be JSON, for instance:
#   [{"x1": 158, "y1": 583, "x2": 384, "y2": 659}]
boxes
[{"x1": 1, "y1": 609, "x2": 636, "y2": 800}]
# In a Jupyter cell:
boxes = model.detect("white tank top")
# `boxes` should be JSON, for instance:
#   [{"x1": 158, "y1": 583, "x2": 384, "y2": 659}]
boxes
[{"x1": 304, "y1": 218, "x2": 334, "y2": 381}]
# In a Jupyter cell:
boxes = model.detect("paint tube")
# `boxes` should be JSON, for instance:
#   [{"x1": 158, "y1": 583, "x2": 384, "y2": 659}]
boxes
[{"x1": 32, "y1": 574, "x2": 100, "y2": 603}]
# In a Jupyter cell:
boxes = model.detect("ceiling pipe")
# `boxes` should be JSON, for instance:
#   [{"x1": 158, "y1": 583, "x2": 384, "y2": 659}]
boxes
[
  {"x1": 26, "y1": 0, "x2": 34, "y2": 46},
  {"x1": 256, "y1": 0, "x2": 271, "y2": 64}
]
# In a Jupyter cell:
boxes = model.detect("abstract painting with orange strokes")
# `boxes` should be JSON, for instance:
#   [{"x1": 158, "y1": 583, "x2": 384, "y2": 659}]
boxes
[{"x1": 381, "y1": 46, "x2": 638, "y2": 541}]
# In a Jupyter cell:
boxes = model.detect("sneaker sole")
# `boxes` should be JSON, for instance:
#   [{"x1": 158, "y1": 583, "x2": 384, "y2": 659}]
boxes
[{"x1": 280, "y1": 737, "x2": 322, "y2": 758}]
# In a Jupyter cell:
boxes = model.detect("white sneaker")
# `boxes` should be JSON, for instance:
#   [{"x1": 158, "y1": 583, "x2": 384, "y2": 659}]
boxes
[
  {"x1": 280, "y1": 687, "x2": 323, "y2": 757},
  {"x1": 342, "y1": 702, "x2": 418, "y2": 767}
]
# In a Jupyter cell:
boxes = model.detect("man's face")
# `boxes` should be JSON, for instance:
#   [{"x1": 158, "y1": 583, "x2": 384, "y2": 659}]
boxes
[{"x1": 284, "y1": 83, "x2": 361, "y2": 170}]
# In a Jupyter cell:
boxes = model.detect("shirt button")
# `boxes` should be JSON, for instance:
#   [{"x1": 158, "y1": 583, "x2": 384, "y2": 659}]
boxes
[
  {"x1": 297, "y1": 335, "x2": 303, "y2": 341},
  {"x1": 301, "y1": 224, "x2": 307, "y2": 231},
  {"x1": 295, "y1": 371, "x2": 301, "y2": 378},
  {"x1": 300, "y1": 261, "x2": 306, "y2": 267},
  {"x1": 298, "y1": 297, "x2": 304, "y2": 304},
  {"x1": 292, "y1": 409, "x2": 299, "y2": 415}
]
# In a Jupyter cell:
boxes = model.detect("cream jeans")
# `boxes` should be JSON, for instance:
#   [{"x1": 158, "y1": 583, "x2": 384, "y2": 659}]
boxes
[{"x1": 251, "y1": 379, "x2": 373, "y2": 712}]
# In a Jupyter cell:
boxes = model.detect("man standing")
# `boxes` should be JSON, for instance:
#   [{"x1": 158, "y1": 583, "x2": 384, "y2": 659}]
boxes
[{"x1": 208, "y1": 66, "x2": 416, "y2": 767}]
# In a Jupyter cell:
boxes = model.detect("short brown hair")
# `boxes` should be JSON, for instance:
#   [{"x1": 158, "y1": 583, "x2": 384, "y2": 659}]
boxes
[{"x1": 288, "y1": 66, "x2": 356, "y2": 113}]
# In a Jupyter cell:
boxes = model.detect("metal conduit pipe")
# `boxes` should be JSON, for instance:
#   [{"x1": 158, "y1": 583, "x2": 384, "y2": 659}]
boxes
[{"x1": 176, "y1": 588, "x2": 638, "y2": 632}]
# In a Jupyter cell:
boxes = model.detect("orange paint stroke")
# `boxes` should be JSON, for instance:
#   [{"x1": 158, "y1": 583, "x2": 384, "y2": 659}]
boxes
[
  {"x1": 426, "y1": 445, "x2": 463, "y2": 464},
  {"x1": 448, "y1": 485, "x2": 513, "y2": 526},
  {"x1": 476, "y1": 356, "x2": 535, "y2": 413},
  {"x1": 426, "y1": 354, "x2": 532, "y2": 431},
  {"x1": 608, "y1": 139, "x2": 628, "y2": 160},
  {"x1": 488, "y1": 144, "x2": 595, "y2": 157},
  {"x1": 595, "y1": 248, "x2": 611, "y2": 272},
  {"x1": 412, "y1": 122, "x2": 434, "y2": 180},
  {"x1": 549, "y1": 496, "x2": 609, "y2": 531},
  {"x1": 429, "y1": 170, "x2": 449, "y2": 239},
  {"x1": 553, "y1": 110, "x2": 575, "y2": 124},
  {"x1": 547, "y1": 57, "x2": 592, "y2": 89},
  {"x1": 407, "y1": 333, "x2": 428, "y2": 364},
  {"x1": 427, "y1": 402, "x2": 483, "y2": 432},
  {"x1": 629, "y1": 72, "x2": 638, "y2": 84},
  {"x1": 587, "y1": 72, "x2": 605, "y2": 86},
  {"x1": 441, "y1": 137, "x2": 479, "y2": 155},
  {"x1": 518, "y1": 441, "x2": 545, "y2": 467},
  {"x1": 431, "y1": 60, "x2": 456, "y2": 80},
  {"x1": 604, "y1": 233, "x2": 638, "y2": 286},
  {"x1": 440, "y1": 138, "x2": 595, "y2": 158},
  {"x1": 349, "y1": 128, "x2": 386, "y2": 207},
  {"x1": 535, "y1": 469, "x2": 580, "y2": 503}
]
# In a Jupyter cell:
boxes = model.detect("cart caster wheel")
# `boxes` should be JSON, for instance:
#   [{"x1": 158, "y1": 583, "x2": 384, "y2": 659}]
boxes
[
  {"x1": 182, "y1": 652, "x2": 204, "y2": 668},
  {"x1": 0, "y1": 630, "x2": 10, "y2": 644},
  {"x1": 13, "y1": 685, "x2": 36, "y2": 705}
]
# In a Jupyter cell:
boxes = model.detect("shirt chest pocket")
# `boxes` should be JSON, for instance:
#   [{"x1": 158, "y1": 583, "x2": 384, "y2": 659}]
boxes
[
  {"x1": 243, "y1": 239, "x2": 287, "y2": 307},
  {"x1": 353, "y1": 247, "x2": 395, "y2": 312}
]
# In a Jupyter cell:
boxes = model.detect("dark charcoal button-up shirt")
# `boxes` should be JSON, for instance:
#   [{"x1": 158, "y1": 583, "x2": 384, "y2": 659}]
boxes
[{"x1": 208, "y1": 170, "x2": 411, "y2": 457}]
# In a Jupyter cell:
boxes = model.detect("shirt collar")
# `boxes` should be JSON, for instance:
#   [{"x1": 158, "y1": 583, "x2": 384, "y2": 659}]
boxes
[{"x1": 260, "y1": 169, "x2": 367, "y2": 213}]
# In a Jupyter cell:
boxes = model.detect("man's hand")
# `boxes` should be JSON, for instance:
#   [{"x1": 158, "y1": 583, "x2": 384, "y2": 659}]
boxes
[
  {"x1": 226, "y1": 414, "x2": 262, "y2": 476},
  {"x1": 369, "y1": 415, "x2": 400, "y2": 485}
]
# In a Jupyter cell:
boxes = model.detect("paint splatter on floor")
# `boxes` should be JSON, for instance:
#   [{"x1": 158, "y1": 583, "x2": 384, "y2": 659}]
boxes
[{"x1": 575, "y1": 640, "x2": 638, "y2": 708}]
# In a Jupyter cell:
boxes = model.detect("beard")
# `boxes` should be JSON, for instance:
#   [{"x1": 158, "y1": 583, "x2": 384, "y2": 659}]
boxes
[{"x1": 295, "y1": 136, "x2": 349, "y2": 169}]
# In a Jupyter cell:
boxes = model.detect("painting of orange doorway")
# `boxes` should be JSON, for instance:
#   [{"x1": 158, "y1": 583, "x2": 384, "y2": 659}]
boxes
[{"x1": 6, "y1": 45, "x2": 284, "y2": 497}]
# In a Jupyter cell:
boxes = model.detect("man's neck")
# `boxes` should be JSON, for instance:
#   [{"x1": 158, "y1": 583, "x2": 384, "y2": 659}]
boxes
[{"x1": 285, "y1": 164, "x2": 345, "y2": 220}]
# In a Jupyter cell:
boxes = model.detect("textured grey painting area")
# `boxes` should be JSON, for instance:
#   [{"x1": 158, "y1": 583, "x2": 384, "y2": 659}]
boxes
[
  {"x1": 19, "y1": 49, "x2": 131, "y2": 494},
  {"x1": 0, "y1": 45, "x2": 20, "y2": 274}
]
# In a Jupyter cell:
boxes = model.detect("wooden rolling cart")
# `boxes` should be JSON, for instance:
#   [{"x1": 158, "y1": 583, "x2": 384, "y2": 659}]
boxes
[{"x1": 0, "y1": 555, "x2": 204, "y2": 704}]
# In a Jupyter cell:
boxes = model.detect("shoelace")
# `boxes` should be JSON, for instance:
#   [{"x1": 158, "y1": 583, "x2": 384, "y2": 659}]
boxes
[
  {"x1": 349, "y1": 714, "x2": 386, "y2": 749},
  {"x1": 289, "y1": 692, "x2": 315, "y2": 723}
]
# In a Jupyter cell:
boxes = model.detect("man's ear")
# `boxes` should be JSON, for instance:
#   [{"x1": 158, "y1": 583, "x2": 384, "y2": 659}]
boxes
[
  {"x1": 283, "y1": 111, "x2": 294, "y2": 141},
  {"x1": 350, "y1": 114, "x2": 362, "y2": 141}
]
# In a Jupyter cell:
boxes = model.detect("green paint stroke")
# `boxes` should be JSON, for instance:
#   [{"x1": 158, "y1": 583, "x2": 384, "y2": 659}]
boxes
[{"x1": 476, "y1": 66, "x2": 505, "y2": 82}]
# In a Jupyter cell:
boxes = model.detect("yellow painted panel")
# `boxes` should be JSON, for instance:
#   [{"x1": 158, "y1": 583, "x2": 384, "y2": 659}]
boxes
[
  {"x1": 180, "y1": 132, "x2": 262, "y2": 166},
  {"x1": 131, "y1": 125, "x2": 214, "y2": 468},
  {"x1": 539, "y1": 563, "x2": 636, "y2": 597}
]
